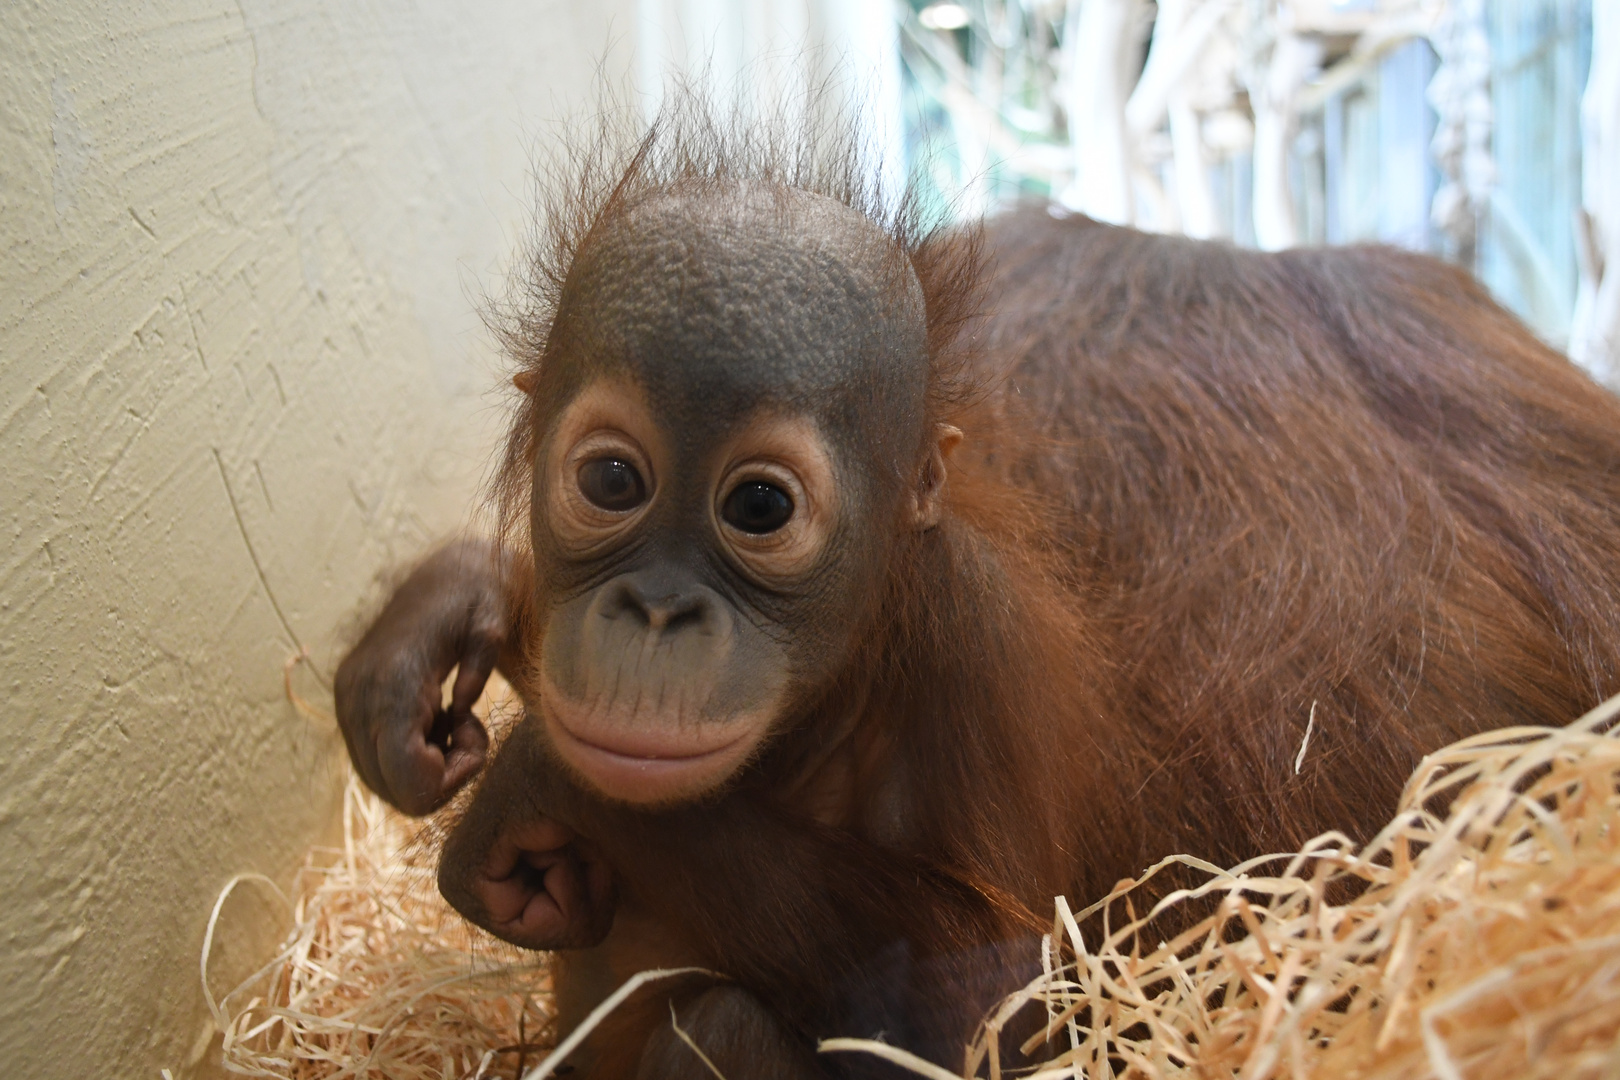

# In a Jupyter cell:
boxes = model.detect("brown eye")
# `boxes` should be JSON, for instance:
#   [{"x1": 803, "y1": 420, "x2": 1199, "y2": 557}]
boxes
[
  {"x1": 722, "y1": 481, "x2": 794, "y2": 534},
  {"x1": 578, "y1": 458, "x2": 646, "y2": 512}
]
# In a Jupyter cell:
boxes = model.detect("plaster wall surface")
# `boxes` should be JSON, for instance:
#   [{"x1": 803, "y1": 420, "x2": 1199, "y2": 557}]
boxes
[{"x1": 0, "y1": 3, "x2": 632, "y2": 1076}]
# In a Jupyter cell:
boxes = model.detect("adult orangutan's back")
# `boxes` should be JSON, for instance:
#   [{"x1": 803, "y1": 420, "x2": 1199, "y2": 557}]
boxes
[{"x1": 982, "y1": 209, "x2": 1620, "y2": 865}]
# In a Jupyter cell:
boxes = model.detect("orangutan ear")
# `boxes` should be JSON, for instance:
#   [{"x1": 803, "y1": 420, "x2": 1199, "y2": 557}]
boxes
[
  {"x1": 512, "y1": 370, "x2": 538, "y2": 396},
  {"x1": 909, "y1": 424, "x2": 963, "y2": 531}
]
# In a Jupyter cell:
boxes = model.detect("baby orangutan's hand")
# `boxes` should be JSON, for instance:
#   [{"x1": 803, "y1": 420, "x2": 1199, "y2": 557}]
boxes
[
  {"x1": 334, "y1": 539, "x2": 508, "y2": 814},
  {"x1": 448, "y1": 816, "x2": 617, "y2": 950}
]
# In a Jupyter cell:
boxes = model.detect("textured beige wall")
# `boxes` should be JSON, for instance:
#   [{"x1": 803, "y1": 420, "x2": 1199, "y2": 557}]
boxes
[{"x1": 0, "y1": 3, "x2": 631, "y2": 1076}]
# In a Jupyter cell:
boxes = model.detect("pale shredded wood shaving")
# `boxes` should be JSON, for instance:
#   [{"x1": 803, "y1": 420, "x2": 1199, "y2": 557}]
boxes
[{"x1": 205, "y1": 778, "x2": 553, "y2": 1079}]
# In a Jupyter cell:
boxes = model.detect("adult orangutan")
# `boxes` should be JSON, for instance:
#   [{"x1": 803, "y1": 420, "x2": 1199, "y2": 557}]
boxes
[{"x1": 332, "y1": 107, "x2": 1620, "y2": 1078}]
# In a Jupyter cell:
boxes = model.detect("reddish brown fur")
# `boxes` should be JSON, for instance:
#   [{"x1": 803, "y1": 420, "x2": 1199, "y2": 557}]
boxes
[
  {"x1": 454, "y1": 102, "x2": 1620, "y2": 1074},
  {"x1": 980, "y1": 214, "x2": 1620, "y2": 869}
]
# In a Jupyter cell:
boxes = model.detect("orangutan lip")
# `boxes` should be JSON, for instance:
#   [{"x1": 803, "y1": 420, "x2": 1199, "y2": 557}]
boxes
[
  {"x1": 537, "y1": 678, "x2": 769, "y2": 800},
  {"x1": 543, "y1": 706, "x2": 753, "y2": 767}
]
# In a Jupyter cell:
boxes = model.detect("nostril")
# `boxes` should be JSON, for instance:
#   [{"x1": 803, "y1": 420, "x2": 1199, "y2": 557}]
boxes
[
  {"x1": 650, "y1": 595, "x2": 707, "y2": 633},
  {"x1": 602, "y1": 578, "x2": 711, "y2": 634},
  {"x1": 603, "y1": 580, "x2": 652, "y2": 627}
]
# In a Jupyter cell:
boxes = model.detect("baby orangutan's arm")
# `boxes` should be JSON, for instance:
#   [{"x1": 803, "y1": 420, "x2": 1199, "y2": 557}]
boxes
[{"x1": 334, "y1": 538, "x2": 515, "y2": 814}]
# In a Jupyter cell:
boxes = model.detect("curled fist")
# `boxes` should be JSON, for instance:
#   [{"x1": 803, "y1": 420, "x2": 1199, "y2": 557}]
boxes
[
  {"x1": 334, "y1": 539, "x2": 511, "y2": 814},
  {"x1": 441, "y1": 815, "x2": 617, "y2": 950}
]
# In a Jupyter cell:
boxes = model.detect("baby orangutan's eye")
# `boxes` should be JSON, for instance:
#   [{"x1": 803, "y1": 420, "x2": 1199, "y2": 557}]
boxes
[
  {"x1": 722, "y1": 481, "x2": 794, "y2": 534},
  {"x1": 578, "y1": 458, "x2": 646, "y2": 512}
]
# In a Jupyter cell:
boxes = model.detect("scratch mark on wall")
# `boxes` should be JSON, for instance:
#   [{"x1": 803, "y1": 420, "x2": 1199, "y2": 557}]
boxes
[
  {"x1": 0, "y1": 542, "x2": 54, "y2": 599},
  {"x1": 0, "y1": 384, "x2": 50, "y2": 445},
  {"x1": 178, "y1": 285, "x2": 209, "y2": 373},
  {"x1": 233, "y1": 0, "x2": 270, "y2": 125},
  {"x1": 266, "y1": 363, "x2": 287, "y2": 406},
  {"x1": 129, "y1": 208, "x2": 158, "y2": 241},
  {"x1": 86, "y1": 419, "x2": 145, "y2": 504},
  {"x1": 253, "y1": 459, "x2": 274, "y2": 512},
  {"x1": 211, "y1": 447, "x2": 327, "y2": 686},
  {"x1": 101, "y1": 653, "x2": 172, "y2": 692},
  {"x1": 0, "y1": 557, "x2": 62, "y2": 631},
  {"x1": 232, "y1": 361, "x2": 253, "y2": 402}
]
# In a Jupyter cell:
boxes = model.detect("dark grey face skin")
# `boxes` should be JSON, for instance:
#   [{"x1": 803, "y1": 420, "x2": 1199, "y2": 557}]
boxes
[{"x1": 521, "y1": 183, "x2": 933, "y2": 804}]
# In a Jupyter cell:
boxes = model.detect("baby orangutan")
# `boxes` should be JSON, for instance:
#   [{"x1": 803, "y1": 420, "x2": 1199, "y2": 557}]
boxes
[{"x1": 334, "y1": 112, "x2": 1620, "y2": 1078}]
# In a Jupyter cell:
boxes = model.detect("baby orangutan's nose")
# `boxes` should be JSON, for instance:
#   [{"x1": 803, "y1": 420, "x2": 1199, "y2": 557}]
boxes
[
  {"x1": 598, "y1": 574, "x2": 717, "y2": 635},
  {"x1": 575, "y1": 575, "x2": 736, "y2": 724}
]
